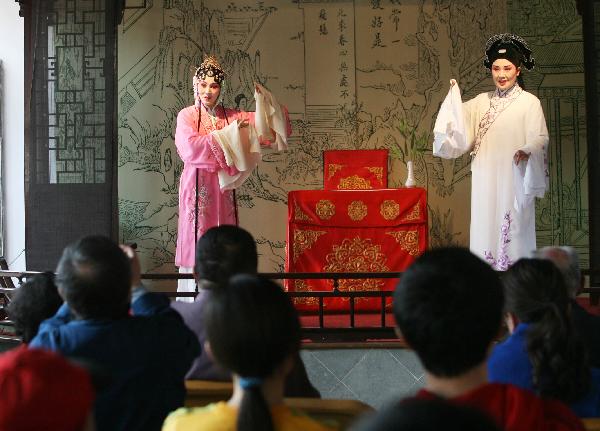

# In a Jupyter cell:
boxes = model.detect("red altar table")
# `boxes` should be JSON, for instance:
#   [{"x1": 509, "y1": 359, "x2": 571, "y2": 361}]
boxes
[{"x1": 286, "y1": 187, "x2": 428, "y2": 311}]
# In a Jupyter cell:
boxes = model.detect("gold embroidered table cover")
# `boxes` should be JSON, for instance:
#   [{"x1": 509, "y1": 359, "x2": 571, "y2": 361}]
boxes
[{"x1": 286, "y1": 187, "x2": 428, "y2": 311}]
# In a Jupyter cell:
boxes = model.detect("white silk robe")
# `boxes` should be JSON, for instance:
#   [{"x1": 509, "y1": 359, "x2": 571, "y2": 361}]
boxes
[{"x1": 433, "y1": 84, "x2": 549, "y2": 269}]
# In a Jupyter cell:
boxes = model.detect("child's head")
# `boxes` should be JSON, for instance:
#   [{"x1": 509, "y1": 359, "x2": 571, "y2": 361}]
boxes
[
  {"x1": 194, "y1": 225, "x2": 258, "y2": 287},
  {"x1": 56, "y1": 236, "x2": 131, "y2": 319},
  {"x1": 393, "y1": 247, "x2": 503, "y2": 377},
  {"x1": 204, "y1": 274, "x2": 301, "y2": 430},
  {"x1": 204, "y1": 274, "x2": 300, "y2": 379},
  {"x1": 7, "y1": 272, "x2": 62, "y2": 343}
]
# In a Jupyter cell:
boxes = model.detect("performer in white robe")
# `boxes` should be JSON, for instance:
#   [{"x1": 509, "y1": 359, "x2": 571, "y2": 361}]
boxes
[{"x1": 433, "y1": 34, "x2": 549, "y2": 270}]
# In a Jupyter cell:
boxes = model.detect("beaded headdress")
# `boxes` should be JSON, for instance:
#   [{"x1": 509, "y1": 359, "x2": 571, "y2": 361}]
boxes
[
  {"x1": 194, "y1": 55, "x2": 226, "y2": 85},
  {"x1": 483, "y1": 33, "x2": 535, "y2": 70}
]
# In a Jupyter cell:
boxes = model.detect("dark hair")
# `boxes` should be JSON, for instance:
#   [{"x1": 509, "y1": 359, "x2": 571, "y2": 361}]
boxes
[
  {"x1": 204, "y1": 275, "x2": 301, "y2": 431},
  {"x1": 503, "y1": 258, "x2": 590, "y2": 402},
  {"x1": 483, "y1": 34, "x2": 534, "y2": 91},
  {"x1": 194, "y1": 225, "x2": 258, "y2": 287},
  {"x1": 393, "y1": 247, "x2": 503, "y2": 377},
  {"x1": 352, "y1": 397, "x2": 500, "y2": 431},
  {"x1": 7, "y1": 272, "x2": 62, "y2": 343},
  {"x1": 483, "y1": 34, "x2": 534, "y2": 70},
  {"x1": 56, "y1": 235, "x2": 131, "y2": 319}
]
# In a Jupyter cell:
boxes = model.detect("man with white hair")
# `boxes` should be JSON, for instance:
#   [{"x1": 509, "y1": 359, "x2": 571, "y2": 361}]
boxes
[{"x1": 534, "y1": 246, "x2": 600, "y2": 367}]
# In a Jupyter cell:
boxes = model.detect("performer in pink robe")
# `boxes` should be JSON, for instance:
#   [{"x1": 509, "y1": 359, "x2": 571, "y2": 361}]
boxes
[{"x1": 175, "y1": 56, "x2": 291, "y2": 297}]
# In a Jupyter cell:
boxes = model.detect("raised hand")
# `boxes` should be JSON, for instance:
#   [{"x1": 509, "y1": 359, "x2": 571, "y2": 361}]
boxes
[
  {"x1": 238, "y1": 118, "x2": 249, "y2": 130},
  {"x1": 120, "y1": 244, "x2": 141, "y2": 288}
]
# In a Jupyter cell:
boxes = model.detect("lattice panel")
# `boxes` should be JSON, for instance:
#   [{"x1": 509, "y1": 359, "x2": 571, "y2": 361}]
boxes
[{"x1": 35, "y1": 0, "x2": 107, "y2": 184}]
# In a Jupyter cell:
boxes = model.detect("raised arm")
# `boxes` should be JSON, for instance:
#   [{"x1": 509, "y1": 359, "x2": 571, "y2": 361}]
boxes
[
  {"x1": 253, "y1": 83, "x2": 291, "y2": 150},
  {"x1": 432, "y1": 80, "x2": 475, "y2": 159},
  {"x1": 174, "y1": 107, "x2": 235, "y2": 172}
]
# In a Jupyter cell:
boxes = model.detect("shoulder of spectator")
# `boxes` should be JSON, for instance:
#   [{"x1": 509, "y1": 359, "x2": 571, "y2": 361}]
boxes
[
  {"x1": 37, "y1": 301, "x2": 74, "y2": 328},
  {"x1": 130, "y1": 284, "x2": 175, "y2": 316},
  {"x1": 131, "y1": 282, "x2": 149, "y2": 303}
]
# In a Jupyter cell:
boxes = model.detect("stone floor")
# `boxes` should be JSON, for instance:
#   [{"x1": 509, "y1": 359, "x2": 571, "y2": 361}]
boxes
[{"x1": 300, "y1": 348, "x2": 425, "y2": 408}]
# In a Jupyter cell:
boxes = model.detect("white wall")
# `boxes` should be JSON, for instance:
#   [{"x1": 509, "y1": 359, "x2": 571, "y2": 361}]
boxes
[{"x1": 0, "y1": 3, "x2": 25, "y2": 270}]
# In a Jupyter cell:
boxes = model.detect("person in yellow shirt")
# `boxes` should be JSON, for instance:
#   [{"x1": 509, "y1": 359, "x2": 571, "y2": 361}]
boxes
[{"x1": 163, "y1": 275, "x2": 334, "y2": 431}]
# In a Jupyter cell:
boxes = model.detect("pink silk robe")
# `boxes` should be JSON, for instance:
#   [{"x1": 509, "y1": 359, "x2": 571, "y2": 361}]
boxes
[{"x1": 174, "y1": 104, "x2": 291, "y2": 268}]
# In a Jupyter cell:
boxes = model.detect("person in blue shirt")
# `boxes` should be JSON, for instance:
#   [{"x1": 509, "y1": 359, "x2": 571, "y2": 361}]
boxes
[
  {"x1": 29, "y1": 235, "x2": 200, "y2": 431},
  {"x1": 488, "y1": 258, "x2": 600, "y2": 417}
]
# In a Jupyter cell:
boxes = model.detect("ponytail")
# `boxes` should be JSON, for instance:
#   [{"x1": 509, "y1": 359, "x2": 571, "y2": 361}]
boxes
[
  {"x1": 526, "y1": 303, "x2": 590, "y2": 402},
  {"x1": 237, "y1": 380, "x2": 274, "y2": 431},
  {"x1": 504, "y1": 259, "x2": 590, "y2": 403},
  {"x1": 204, "y1": 275, "x2": 301, "y2": 431}
]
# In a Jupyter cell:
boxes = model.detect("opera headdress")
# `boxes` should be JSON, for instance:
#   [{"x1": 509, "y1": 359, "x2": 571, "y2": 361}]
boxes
[
  {"x1": 483, "y1": 33, "x2": 535, "y2": 70},
  {"x1": 194, "y1": 55, "x2": 226, "y2": 85}
]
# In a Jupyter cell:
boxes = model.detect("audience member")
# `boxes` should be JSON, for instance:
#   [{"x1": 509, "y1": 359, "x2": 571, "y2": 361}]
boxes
[
  {"x1": 29, "y1": 235, "x2": 200, "y2": 431},
  {"x1": 0, "y1": 346, "x2": 95, "y2": 431},
  {"x1": 163, "y1": 274, "x2": 333, "y2": 431},
  {"x1": 393, "y1": 247, "x2": 584, "y2": 431},
  {"x1": 6, "y1": 272, "x2": 62, "y2": 343},
  {"x1": 171, "y1": 225, "x2": 319, "y2": 397},
  {"x1": 488, "y1": 258, "x2": 600, "y2": 416},
  {"x1": 351, "y1": 397, "x2": 500, "y2": 431},
  {"x1": 534, "y1": 246, "x2": 600, "y2": 367}
]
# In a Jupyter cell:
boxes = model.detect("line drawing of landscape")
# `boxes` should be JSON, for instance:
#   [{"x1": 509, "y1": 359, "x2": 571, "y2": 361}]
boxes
[{"x1": 117, "y1": 0, "x2": 589, "y2": 277}]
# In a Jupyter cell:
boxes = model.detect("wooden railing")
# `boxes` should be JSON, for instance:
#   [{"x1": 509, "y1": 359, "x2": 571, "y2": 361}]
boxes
[
  {"x1": 3, "y1": 268, "x2": 600, "y2": 341},
  {"x1": 0, "y1": 269, "x2": 401, "y2": 342}
]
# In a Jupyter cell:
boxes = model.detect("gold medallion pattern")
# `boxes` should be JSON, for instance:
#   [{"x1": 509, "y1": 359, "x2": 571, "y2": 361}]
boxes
[
  {"x1": 338, "y1": 175, "x2": 372, "y2": 190},
  {"x1": 366, "y1": 166, "x2": 384, "y2": 183},
  {"x1": 290, "y1": 279, "x2": 319, "y2": 306},
  {"x1": 323, "y1": 237, "x2": 389, "y2": 294},
  {"x1": 380, "y1": 200, "x2": 400, "y2": 220},
  {"x1": 348, "y1": 200, "x2": 368, "y2": 221},
  {"x1": 327, "y1": 163, "x2": 344, "y2": 180},
  {"x1": 293, "y1": 229, "x2": 326, "y2": 262},
  {"x1": 401, "y1": 203, "x2": 421, "y2": 222},
  {"x1": 293, "y1": 202, "x2": 311, "y2": 222},
  {"x1": 386, "y1": 230, "x2": 419, "y2": 256},
  {"x1": 316, "y1": 200, "x2": 335, "y2": 220}
]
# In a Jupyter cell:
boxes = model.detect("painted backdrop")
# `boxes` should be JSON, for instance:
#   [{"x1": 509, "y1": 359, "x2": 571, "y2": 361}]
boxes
[{"x1": 118, "y1": 0, "x2": 588, "y2": 287}]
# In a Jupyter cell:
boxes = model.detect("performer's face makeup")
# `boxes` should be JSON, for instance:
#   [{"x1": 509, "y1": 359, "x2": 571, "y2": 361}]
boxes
[
  {"x1": 491, "y1": 59, "x2": 520, "y2": 90},
  {"x1": 197, "y1": 76, "x2": 221, "y2": 108}
]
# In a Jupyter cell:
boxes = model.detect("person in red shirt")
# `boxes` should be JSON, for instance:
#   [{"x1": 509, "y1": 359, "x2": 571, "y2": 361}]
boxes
[
  {"x1": 0, "y1": 346, "x2": 95, "y2": 431},
  {"x1": 353, "y1": 397, "x2": 500, "y2": 431},
  {"x1": 392, "y1": 247, "x2": 584, "y2": 431}
]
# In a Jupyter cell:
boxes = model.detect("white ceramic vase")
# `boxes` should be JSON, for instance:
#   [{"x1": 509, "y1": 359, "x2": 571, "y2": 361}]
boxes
[{"x1": 405, "y1": 160, "x2": 416, "y2": 187}]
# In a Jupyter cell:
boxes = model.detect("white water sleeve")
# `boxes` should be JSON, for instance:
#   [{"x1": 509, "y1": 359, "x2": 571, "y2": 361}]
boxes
[
  {"x1": 432, "y1": 84, "x2": 469, "y2": 159},
  {"x1": 254, "y1": 84, "x2": 288, "y2": 151},
  {"x1": 213, "y1": 121, "x2": 261, "y2": 190}
]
